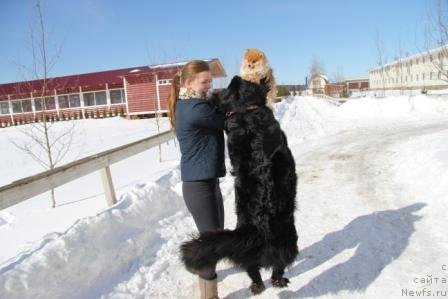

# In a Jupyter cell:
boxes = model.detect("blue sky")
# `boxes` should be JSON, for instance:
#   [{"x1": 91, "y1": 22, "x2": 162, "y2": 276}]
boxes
[{"x1": 0, "y1": 0, "x2": 439, "y2": 85}]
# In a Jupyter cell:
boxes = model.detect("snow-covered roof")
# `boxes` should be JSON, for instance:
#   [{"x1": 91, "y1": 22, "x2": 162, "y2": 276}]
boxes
[
  {"x1": 148, "y1": 58, "x2": 226, "y2": 78},
  {"x1": 309, "y1": 73, "x2": 329, "y2": 82},
  {"x1": 370, "y1": 44, "x2": 448, "y2": 72},
  {"x1": 148, "y1": 58, "x2": 215, "y2": 69},
  {"x1": 345, "y1": 77, "x2": 369, "y2": 82}
]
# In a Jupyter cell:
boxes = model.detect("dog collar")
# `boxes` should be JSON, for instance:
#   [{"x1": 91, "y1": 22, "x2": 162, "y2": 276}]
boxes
[{"x1": 226, "y1": 105, "x2": 259, "y2": 118}]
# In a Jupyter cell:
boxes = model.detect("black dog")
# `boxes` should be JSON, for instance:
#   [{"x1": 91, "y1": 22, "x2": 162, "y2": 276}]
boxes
[{"x1": 180, "y1": 76, "x2": 298, "y2": 295}]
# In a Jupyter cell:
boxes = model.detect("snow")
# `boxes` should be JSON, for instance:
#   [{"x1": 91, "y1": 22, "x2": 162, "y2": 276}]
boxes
[
  {"x1": 1, "y1": 94, "x2": 448, "y2": 298},
  {"x1": 149, "y1": 59, "x2": 215, "y2": 70},
  {"x1": 0, "y1": 117, "x2": 180, "y2": 266}
]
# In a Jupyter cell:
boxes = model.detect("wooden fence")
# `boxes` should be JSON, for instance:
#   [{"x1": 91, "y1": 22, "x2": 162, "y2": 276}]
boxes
[{"x1": 0, "y1": 130, "x2": 175, "y2": 210}]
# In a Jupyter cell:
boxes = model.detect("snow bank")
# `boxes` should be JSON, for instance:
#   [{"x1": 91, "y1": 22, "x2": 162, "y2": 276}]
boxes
[
  {"x1": 0, "y1": 169, "x2": 188, "y2": 299},
  {"x1": 274, "y1": 96, "x2": 341, "y2": 144},
  {"x1": 339, "y1": 95, "x2": 448, "y2": 118},
  {"x1": 391, "y1": 130, "x2": 448, "y2": 207},
  {"x1": 274, "y1": 95, "x2": 448, "y2": 145}
]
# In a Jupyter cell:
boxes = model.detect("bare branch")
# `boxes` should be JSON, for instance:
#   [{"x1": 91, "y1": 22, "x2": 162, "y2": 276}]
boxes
[
  {"x1": 309, "y1": 57, "x2": 325, "y2": 76},
  {"x1": 54, "y1": 127, "x2": 76, "y2": 165},
  {"x1": 9, "y1": 138, "x2": 50, "y2": 169}
]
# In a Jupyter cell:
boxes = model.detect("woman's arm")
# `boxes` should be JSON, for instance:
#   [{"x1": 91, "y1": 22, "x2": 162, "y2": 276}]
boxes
[{"x1": 191, "y1": 101, "x2": 225, "y2": 131}]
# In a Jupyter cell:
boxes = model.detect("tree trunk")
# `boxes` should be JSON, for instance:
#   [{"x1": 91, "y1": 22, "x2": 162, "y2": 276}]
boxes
[{"x1": 51, "y1": 188, "x2": 56, "y2": 208}]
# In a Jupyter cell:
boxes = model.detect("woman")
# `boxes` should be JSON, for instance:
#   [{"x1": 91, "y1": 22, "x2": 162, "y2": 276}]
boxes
[{"x1": 168, "y1": 60, "x2": 225, "y2": 299}]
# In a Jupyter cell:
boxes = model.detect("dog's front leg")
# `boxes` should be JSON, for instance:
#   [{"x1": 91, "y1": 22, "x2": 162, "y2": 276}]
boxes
[{"x1": 247, "y1": 265, "x2": 265, "y2": 295}]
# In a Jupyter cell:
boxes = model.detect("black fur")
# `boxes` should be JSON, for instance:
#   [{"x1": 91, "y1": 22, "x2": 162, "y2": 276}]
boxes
[{"x1": 180, "y1": 76, "x2": 298, "y2": 294}]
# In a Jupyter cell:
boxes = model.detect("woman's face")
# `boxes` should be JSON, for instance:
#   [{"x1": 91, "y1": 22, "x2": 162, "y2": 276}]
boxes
[{"x1": 185, "y1": 71, "x2": 212, "y2": 97}]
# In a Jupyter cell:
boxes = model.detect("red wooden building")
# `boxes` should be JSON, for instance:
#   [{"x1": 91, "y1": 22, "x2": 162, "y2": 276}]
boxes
[
  {"x1": 345, "y1": 78, "x2": 369, "y2": 93},
  {"x1": 325, "y1": 83, "x2": 345, "y2": 97},
  {"x1": 0, "y1": 58, "x2": 226, "y2": 127}
]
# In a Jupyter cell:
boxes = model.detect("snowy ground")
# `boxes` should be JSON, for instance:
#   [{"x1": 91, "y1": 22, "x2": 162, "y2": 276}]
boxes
[
  {"x1": 0, "y1": 117, "x2": 180, "y2": 265},
  {"x1": 1, "y1": 94, "x2": 448, "y2": 298}
]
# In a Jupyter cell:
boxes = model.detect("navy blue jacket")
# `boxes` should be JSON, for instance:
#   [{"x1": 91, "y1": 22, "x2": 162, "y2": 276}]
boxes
[{"x1": 175, "y1": 98, "x2": 226, "y2": 181}]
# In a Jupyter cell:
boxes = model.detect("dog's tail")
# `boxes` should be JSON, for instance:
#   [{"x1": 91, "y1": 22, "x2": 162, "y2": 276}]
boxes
[{"x1": 180, "y1": 226, "x2": 263, "y2": 272}]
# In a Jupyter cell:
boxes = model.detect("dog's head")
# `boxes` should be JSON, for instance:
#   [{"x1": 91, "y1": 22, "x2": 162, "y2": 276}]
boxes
[
  {"x1": 240, "y1": 48, "x2": 270, "y2": 78},
  {"x1": 209, "y1": 76, "x2": 270, "y2": 113}
]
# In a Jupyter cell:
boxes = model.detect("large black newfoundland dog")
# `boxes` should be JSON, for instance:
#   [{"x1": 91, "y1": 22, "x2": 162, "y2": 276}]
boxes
[{"x1": 181, "y1": 76, "x2": 298, "y2": 295}]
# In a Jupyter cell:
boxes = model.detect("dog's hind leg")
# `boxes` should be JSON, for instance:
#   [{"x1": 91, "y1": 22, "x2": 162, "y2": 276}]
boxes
[
  {"x1": 271, "y1": 266, "x2": 290, "y2": 287},
  {"x1": 246, "y1": 265, "x2": 266, "y2": 295}
]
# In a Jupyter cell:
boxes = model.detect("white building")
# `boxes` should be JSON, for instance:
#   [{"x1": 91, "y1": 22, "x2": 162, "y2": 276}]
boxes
[
  {"x1": 369, "y1": 45, "x2": 448, "y2": 91},
  {"x1": 308, "y1": 73, "x2": 328, "y2": 94}
]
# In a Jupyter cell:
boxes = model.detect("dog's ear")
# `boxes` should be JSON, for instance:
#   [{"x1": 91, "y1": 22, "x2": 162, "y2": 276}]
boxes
[{"x1": 227, "y1": 75, "x2": 242, "y2": 91}]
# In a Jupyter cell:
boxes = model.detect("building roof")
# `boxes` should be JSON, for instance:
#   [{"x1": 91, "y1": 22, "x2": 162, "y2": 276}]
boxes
[
  {"x1": 345, "y1": 78, "x2": 369, "y2": 82},
  {"x1": 0, "y1": 66, "x2": 149, "y2": 97},
  {"x1": 369, "y1": 44, "x2": 448, "y2": 72},
  {"x1": 309, "y1": 73, "x2": 328, "y2": 82},
  {"x1": 0, "y1": 58, "x2": 226, "y2": 97}
]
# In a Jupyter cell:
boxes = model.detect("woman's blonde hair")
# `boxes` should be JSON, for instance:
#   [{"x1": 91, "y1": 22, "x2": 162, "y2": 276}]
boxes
[{"x1": 168, "y1": 60, "x2": 210, "y2": 130}]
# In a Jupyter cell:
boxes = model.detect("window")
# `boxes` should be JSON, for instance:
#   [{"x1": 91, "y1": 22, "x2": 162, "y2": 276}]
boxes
[
  {"x1": 83, "y1": 91, "x2": 107, "y2": 106},
  {"x1": 430, "y1": 72, "x2": 434, "y2": 80},
  {"x1": 69, "y1": 94, "x2": 81, "y2": 107},
  {"x1": 416, "y1": 74, "x2": 419, "y2": 81},
  {"x1": 110, "y1": 89, "x2": 124, "y2": 104},
  {"x1": 35, "y1": 98, "x2": 43, "y2": 111},
  {"x1": 45, "y1": 97, "x2": 56, "y2": 110},
  {"x1": 83, "y1": 92, "x2": 95, "y2": 106},
  {"x1": 438, "y1": 71, "x2": 442, "y2": 79},
  {"x1": 95, "y1": 91, "x2": 107, "y2": 105},
  {"x1": 22, "y1": 100, "x2": 32, "y2": 112},
  {"x1": 430, "y1": 55, "x2": 433, "y2": 62},
  {"x1": 58, "y1": 95, "x2": 69, "y2": 109},
  {"x1": 0, "y1": 102, "x2": 10, "y2": 115},
  {"x1": 12, "y1": 101, "x2": 22, "y2": 113},
  {"x1": 422, "y1": 73, "x2": 425, "y2": 80},
  {"x1": 157, "y1": 79, "x2": 172, "y2": 85}
]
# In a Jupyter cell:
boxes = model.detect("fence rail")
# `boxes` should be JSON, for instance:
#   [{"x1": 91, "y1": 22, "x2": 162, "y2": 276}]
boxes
[{"x1": 0, "y1": 130, "x2": 175, "y2": 210}]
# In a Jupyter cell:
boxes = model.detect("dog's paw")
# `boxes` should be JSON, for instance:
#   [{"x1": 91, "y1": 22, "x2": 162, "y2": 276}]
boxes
[
  {"x1": 249, "y1": 282, "x2": 266, "y2": 295},
  {"x1": 271, "y1": 277, "x2": 290, "y2": 288}
]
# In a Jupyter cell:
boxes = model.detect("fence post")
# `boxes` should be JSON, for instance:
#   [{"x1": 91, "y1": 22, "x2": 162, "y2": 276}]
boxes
[{"x1": 100, "y1": 166, "x2": 117, "y2": 206}]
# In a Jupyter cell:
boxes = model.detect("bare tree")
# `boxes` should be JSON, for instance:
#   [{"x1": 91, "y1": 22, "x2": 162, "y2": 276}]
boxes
[
  {"x1": 424, "y1": 0, "x2": 448, "y2": 82},
  {"x1": 374, "y1": 29, "x2": 387, "y2": 97},
  {"x1": 394, "y1": 40, "x2": 407, "y2": 95},
  {"x1": 10, "y1": 0, "x2": 77, "y2": 208},
  {"x1": 331, "y1": 66, "x2": 345, "y2": 83},
  {"x1": 145, "y1": 42, "x2": 184, "y2": 161},
  {"x1": 309, "y1": 57, "x2": 326, "y2": 76}
]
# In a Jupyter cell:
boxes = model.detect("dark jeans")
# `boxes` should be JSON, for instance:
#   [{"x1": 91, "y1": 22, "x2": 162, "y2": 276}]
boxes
[{"x1": 182, "y1": 178, "x2": 224, "y2": 279}]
